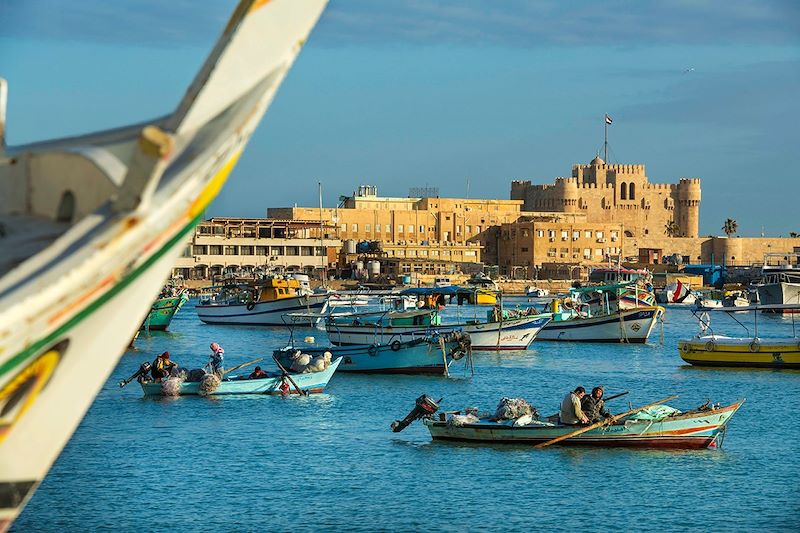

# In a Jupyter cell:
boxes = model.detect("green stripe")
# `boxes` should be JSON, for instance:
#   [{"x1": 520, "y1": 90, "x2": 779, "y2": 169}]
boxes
[{"x1": 0, "y1": 212, "x2": 204, "y2": 377}]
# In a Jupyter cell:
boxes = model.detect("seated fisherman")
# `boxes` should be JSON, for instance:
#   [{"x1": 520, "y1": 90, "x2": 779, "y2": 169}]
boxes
[
  {"x1": 249, "y1": 366, "x2": 268, "y2": 379},
  {"x1": 560, "y1": 386, "x2": 589, "y2": 425},
  {"x1": 581, "y1": 386, "x2": 612, "y2": 423},
  {"x1": 151, "y1": 351, "x2": 177, "y2": 382}
]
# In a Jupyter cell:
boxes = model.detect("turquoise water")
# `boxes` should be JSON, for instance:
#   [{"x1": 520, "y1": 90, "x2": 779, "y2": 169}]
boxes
[{"x1": 14, "y1": 299, "x2": 800, "y2": 532}]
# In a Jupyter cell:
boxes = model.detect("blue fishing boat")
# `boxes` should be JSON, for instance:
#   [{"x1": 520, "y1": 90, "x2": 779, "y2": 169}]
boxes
[
  {"x1": 274, "y1": 333, "x2": 471, "y2": 375},
  {"x1": 139, "y1": 357, "x2": 342, "y2": 396}
]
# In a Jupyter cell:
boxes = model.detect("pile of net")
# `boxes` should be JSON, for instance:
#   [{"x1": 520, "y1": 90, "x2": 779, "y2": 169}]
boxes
[
  {"x1": 494, "y1": 397, "x2": 538, "y2": 422},
  {"x1": 629, "y1": 405, "x2": 680, "y2": 421},
  {"x1": 288, "y1": 351, "x2": 333, "y2": 373},
  {"x1": 161, "y1": 371, "x2": 187, "y2": 397},
  {"x1": 447, "y1": 413, "x2": 479, "y2": 427},
  {"x1": 199, "y1": 372, "x2": 221, "y2": 396}
]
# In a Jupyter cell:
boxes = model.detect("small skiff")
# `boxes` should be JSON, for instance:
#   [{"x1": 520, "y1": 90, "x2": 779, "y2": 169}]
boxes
[
  {"x1": 140, "y1": 357, "x2": 341, "y2": 396},
  {"x1": 423, "y1": 400, "x2": 744, "y2": 449},
  {"x1": 678, "y1": 336, "x2": 800, "y2": 368}
]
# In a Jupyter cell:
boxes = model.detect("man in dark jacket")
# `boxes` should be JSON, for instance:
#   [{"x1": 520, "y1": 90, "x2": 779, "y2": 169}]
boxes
[{"x1": 581, "y1": 386, "x2": 612, "y2": 423}]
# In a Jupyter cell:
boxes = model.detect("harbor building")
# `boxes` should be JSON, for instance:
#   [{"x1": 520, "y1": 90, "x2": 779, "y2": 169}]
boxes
[
  {"x1": 511, "y1": 156, "x2": 702, "y2": 238},
  {"x1": 171, "y1": 218, "x2": 341, "y2": 280},
  {"x1": 268, "y1": 185, "x2": 526, "y2": 265},
  {"x1": 496, "y1": 215, "x2": 625, "y2": 277}
]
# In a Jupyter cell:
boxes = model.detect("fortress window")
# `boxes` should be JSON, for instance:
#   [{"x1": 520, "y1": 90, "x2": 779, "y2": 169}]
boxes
[
  {"x1": 620, "y1": 183, "x2": 627, "y2": 200},
  {"x1": 629, "y1": 183, "x2": 636, "y2": 200}
]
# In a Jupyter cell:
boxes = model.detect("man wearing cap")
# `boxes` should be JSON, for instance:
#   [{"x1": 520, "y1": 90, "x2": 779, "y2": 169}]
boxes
[
  {"x1": 560, "y1": 386, "x2": 589, "y2": 425},
  {"x1": 151, "y1": 351, "x2": 177, "y2": 382},
  {"x1": 581, "y1": 386, "x2": 612, "y2": 423}
]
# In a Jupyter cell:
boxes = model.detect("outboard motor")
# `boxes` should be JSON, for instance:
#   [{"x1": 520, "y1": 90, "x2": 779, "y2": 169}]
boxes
[
  {"x1": 118, "y1": 361, "x2": 152, "y2": 388},
  {"x1": 391, "y1": 394, "x2": 440, "y2": 432}
]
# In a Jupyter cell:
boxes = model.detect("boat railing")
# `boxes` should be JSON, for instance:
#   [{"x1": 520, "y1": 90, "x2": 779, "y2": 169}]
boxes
[{"x1": 690, "y1": 304, "x2": 800, "y2": 339}]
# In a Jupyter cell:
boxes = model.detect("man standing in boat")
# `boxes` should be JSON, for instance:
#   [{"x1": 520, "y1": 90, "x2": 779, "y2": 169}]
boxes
[
  {"x1": 208, "y1": 342, "x2": 225, "y2": 376},
  {"x1": 560, "y1": 386, "x2": 590, "y2": 425},
  {"x1": 581, "y1": 386, "x2": 612, "y2": 423}
]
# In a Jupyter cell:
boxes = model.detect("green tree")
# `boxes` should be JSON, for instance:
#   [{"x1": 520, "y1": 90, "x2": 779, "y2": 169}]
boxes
[
  {"x1": 722, "y1": 218, "x2": 738, "y2": 237},
  {"x1": 664, "y1": 220, "x2": 680, "y2": 237}
]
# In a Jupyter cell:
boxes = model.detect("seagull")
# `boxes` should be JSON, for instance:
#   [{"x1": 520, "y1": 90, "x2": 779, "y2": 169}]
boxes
[{"x1": 684, "y1": 67, "x2": 695, "y2": 73}]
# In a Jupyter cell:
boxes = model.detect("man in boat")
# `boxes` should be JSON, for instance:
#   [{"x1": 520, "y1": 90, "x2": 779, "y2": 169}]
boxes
[
  {"x1": 581, "y1": 386, "x2": 611, "y2": 423},
  {"x1": 151, "y1": 351, "x2": 177, "y2": 382},
  {"x1": 249, "y1": 366, "x2": 268, "y2": 379},
  {"x1": 560, "y1": 386, "x2": 589, "y2": 425},
  {"x1": 207, "y1": 342, "x2": 225, "y2": 376}
]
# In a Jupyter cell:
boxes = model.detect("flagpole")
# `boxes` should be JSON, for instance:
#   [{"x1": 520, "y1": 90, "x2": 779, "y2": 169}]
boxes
[{"x1": 604, "y1": 115, "x2": 608, "y2": 162}]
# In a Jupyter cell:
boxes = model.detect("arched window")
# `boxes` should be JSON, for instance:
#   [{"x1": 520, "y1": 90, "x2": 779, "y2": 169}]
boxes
[
  {"x1": 624, "y1": 230, "x2": 634, "y2": 238},
  {"x1": 56, "y1": 190, "x2": 75, "y2": 222},
  {"x1": 629, "y1": 182, "x2": 636, "y2": 200},
  {"x1": 620, "y1": 182, "x2": 627, "y2": 200}
]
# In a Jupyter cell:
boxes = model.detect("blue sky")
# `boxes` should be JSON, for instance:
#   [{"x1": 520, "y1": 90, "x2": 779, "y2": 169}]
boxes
[{"x1": 1, "y1": 1, "x2": 798, "y2": 236}]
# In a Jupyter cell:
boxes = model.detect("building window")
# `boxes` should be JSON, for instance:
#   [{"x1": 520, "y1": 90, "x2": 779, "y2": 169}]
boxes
[
  {"x1": 375, "y1": 224, "x2": 381, "y2": 232},
  {"x1": 620, "y1": 182, "x2": 627, "y2": 200},
  {"x1": 584, "y1": 230, "x2": 592, "y2": 238},
  {"x1": 365, "y1": 224, "x2": 371, "y2": 232},
  {"x1": 209, "y1": 245, "x2": 222, "y2": 255},
  {"x1": 286, "y1": 246, "x2": 299, "y2": 256},
  {"x1": 386, "y1": 224, "x2": 391, "y2": 233},
  {"x1": 240, "y1": 246, "x2": 254, "y2": 255},
  {"x1": 419, "y1": 225, "x2": 424, "y2": 233},
  {"x1": 549, "y1": 230, "x2": 556, "y2": 238},
  {"x1": 398, "y1": 224, "x2": 404, "y2": 233},
  {"x1": 561, "y1": 230, "x2": 569, "y2": 239},
  {"x1": 456, "y1": 226, "x2": 461, "y2": 235},
  {"x1": 572, "y1": 231, "x2": 580, "y2": 240},
  {"x1": 537, "y1": 230, "x2": 544, "y2": 237},
  {"x1": 340, "y1": 223, "x2": 346, "y2": 233},
  {"x1": 193, "y1": 245, "x2": 208, "y2": 255},
  {"x1": 224, "y1": 246, "x2": 238, "y2": 255},
  {"x1": 476, "y1": 226, "x2": 482, "y2": 233},
  {"x1": 595, "y1": 248, "x2": 603, "y2": 256},
  {"x1": 521, "y1": 247, "x2": 529, "y2": 252},
  {"x1": 301, "y1": 247, "x2": 314, "y2": 256},
  {"x1": 408, "y1": 225, "x2": 414, "y2": 233},
  {"x1": 351, "y1": 224, "x2": 358, "y2": 232},
  {"x1": 629, "y1": 183, "x2": 636, "y2": 200},
  {"x1": 584, "y1": 248, "x2": 591, "y2": 259},
  {"x1": 270, "y1": 246, "x2": 283, "y2": 256},
  {"x1": 256, "y1": 246, "x2": 268, "y2": 255},
  {"x1": 464, "y1": 250, "x2": 476, "y2": 257},
  {"x1": 597, "y1": 231, "x2": 604, "y2": 238}
]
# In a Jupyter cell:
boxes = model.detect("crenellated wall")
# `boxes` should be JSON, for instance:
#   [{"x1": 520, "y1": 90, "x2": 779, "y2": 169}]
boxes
[{"x1": 511, "y1": 156, "x2": 701, "y2": 238}]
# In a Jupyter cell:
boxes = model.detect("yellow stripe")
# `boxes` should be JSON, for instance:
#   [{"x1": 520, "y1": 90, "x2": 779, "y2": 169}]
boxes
[{"x1": 188, "y1": 149, "x2": 243, "y2": 218}]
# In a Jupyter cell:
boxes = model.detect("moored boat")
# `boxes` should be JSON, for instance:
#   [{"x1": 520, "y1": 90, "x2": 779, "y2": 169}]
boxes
[
  {"x1": 140, "y1": 357, "x2": 342, "y2": 396},
  {"x1": 141, "y1": 288, "x2": 189, "y2": 331},
  {"x1": 0, "y1": 0, "x2": 328, "y2": 527},
  {"x1": 275, "y1": 332, "x2": 471, "y2": 375},
  {"x1": 463, "y1": 315, "x2": 551, "y2": 350},
  {"x1": 197, "y1": 275, "x2": 329, "y2": 326},
  {"x1": 678, "y1": 305, "x2": 800, "y2": 368},
  {"x1": 325, "y1": 309, "x2": 458, "y2": 346}
]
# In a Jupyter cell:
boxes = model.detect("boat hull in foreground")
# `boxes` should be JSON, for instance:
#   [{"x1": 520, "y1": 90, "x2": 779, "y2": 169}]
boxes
[
  {"x1": 140, "y1": 357, "x2": 341, "y2": 396},
  {"x1": 678, "y1": 336, "x2": 800, "y2": 368},
  {"x1": 537, "y1": 307, "x2": 663, "y2": 343},
  {"x1": 424, "y1": 401, "x2": 743, "y2": 449}
]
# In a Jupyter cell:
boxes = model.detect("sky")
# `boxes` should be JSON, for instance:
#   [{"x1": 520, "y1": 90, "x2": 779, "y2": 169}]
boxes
[{"x1": 0, "y1": 0, "x2": 798, "y2": 237}]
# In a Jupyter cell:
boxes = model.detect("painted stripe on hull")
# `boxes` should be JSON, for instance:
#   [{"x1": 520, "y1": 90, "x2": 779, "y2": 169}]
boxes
[
  {"x1": 337, "y1": 365, "x2": 446, "y2": 375},
  {"x1": 681, "y1": 358, "x2": 800, "y2": 369},
  {"x1": 429, "y1": 435, "x2": 717, "y2": 449}
]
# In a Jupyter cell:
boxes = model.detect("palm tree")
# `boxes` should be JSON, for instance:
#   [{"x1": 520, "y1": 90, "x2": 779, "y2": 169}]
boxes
[
  {"x1": 722, "y1": 218, "x2": 738, "y2": 237},
  {"x1": 790, "y1": 232, "x2": 799, "y2": 238},
  {"x1": 664, "y1": 220, "x2": 680, "y2": 237}
]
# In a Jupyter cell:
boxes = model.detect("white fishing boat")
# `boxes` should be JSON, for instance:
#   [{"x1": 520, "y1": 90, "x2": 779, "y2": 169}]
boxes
[
  {"x1": 525, "y1": 286, "x2": 549, "y2": 298},
  {"x1": 536, "y1": 284, "x2": 664, "y2": 343},
  {"x1": 197, "y1": 275, "x2": 329, "y2": 326},
  {"x1": 0, "y1": 0, "x2": 327, "y2": 528},
  {"x1": 757, "y1": 253, "x2": 800, "y2": 314}
]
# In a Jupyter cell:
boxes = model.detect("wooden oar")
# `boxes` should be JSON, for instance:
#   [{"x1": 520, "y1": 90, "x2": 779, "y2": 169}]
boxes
[
  {"x1": 221, "y1": 357, "x2": 264, "y2": 377},
  {"x1": 534, "y1": 394, "x2": 678, "y2": 449},
  {"x1": 271, "y1": 355, "x2": 309, "y2": 396}
]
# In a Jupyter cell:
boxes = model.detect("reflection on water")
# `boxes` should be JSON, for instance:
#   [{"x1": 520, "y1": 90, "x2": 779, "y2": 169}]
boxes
[{"x1": 13, "y1": 299, "x2": 800, "y2": 532}]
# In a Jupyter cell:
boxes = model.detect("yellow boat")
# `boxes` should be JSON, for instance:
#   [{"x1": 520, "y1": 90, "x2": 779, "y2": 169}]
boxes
[
  {"x1": 679, "y1": 336, "x2": 800, "y2": 368},
  {"x1": 679, "y1": 304, "x2": 800, "y2": 368}
]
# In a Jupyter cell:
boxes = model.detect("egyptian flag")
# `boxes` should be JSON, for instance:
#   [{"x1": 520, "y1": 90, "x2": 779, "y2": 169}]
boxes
[{"x1": 605, "y1": 114, "x2": 613, "y2": 125}]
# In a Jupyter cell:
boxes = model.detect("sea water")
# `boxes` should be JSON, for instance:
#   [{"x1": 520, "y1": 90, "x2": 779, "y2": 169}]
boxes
[{"x1": 13, "y1": 298, "x2": 800, "y2": 531}]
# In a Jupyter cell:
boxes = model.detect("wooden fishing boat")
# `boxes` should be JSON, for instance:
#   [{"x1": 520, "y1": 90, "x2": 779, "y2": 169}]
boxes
[
  {"x1": 140, "y1": 357, "x2": 342, "y2": 396},
  {"x1": 141, "y1": 289, "x2": 189, "y2": 331},
  {"x1": 678, "y1": 305, "x2": 800, "y2": 368},
  {"x1": 274, "y1": 333, "x2": 471, "y2": 375},
  {"x1": 0, "y1": 1, "x2": 327, "y2": 527},
  {"x1": 422, "y1": 400, "x2": 743, "y2": 449},
  {"x1": 197, "y1": 275, "x2": 329, "y2": 326}
]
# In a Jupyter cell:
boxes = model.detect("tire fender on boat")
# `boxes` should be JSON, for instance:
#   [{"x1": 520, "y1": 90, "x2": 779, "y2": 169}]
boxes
[
  {"x1": 681, "y1": 342, "x2": 690, "y2": 353},
  {"x1": 705, "y1": 340, "x2": 715, "y2": 352},
  {"x1": 390, "y1": 340, "x2": 402, "y2": 352},
  {"x1": 246, "y1": 302, "x2": 255, "y2": 311},
  {"x1": 368, "y1": 344, "x2": 378, "y2": 356},
  {"x1": 749, "y1": 339, "x2": 761, "y2": 352}
]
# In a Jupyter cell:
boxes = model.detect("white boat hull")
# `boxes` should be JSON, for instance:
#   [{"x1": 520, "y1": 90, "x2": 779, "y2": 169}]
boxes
[
  {"x1": 536, "y1": 307, "x2": 663, "y2": 343},
  {"x1": 463, "y1": 316, "x2": 551, "y2": 350},
  {"x1": 196, "y1": 294, "x2": 329, "y2": 326}
]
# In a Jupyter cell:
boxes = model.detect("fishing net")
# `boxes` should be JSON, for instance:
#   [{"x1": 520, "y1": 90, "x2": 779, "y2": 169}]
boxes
[
  {"x1": 629, "y1": 405, "x2": 680, "y2": 421},
  {"x1": 186, "y1": 369, "x2": 206, "y2": 382},
  {"x1": 290, "y1": 352, "x2": 311, "y2": 372},
  {"x1": 161, "y1": 374, "x2": 185, "y2": 397},
  {"x1": 447, "y1": 413, "x2": 479, "y2": 427},
  {"x1": 494, "y1": 397, "x2": 537, "y2": 421},
  {"x1": 199, "y1": 373, "x2": 221, "y2": 396}
]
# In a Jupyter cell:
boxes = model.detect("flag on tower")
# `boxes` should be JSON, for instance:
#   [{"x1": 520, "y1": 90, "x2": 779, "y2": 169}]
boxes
[{"x1": 605, "y1": 114, "x2": 613, "y2": 125}]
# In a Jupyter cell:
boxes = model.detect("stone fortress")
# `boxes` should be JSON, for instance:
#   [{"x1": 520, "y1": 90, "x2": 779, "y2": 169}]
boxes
[{"x1": 511, "y1": 156, "x2": 701, "y2": 239}]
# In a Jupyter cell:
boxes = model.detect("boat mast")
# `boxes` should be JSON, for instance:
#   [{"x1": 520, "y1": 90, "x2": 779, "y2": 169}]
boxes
[{"x1": 319, "y1": 181, "x2": 326, "y2": 288}]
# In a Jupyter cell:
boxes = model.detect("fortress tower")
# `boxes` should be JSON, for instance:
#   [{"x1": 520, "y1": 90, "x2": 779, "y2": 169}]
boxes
[{"x1": 511, "y1": 156, "x2": 701, "y2": 238}]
